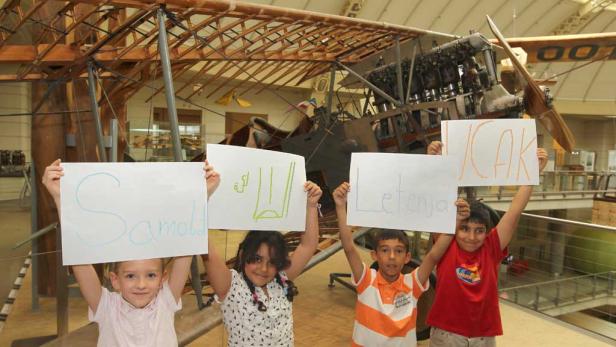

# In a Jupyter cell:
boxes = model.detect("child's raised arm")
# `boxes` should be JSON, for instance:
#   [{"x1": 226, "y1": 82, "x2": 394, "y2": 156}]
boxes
[
  {"x1": 72, "y1": 265, "x2": 103, "y2": 313},
  {"x1": 170, "y1": 161, "x2": 222, "y2": 301},
  {"x1": 333, "y1": 182, "x2": 363, "y2": 282},
  {"x1": 42, "y1": 159, "x2": 103, "y2": 312},
  {"x1": 497, "y1": 148, "x2": 548, "y2": 250},
  {"x1": 41, "y1": 159, "x2": 63, "y2": 211},
  {"x1": 285, "y1": 181, "x2": 322, "y2": 281},
  {"x1": 204, "y1": 241, "x2": 232, "y2": 300},
  {"x1": 201, "y1": 161, "x2": 234, "y2": 300},
  {"x1": 204, "y1": 160, "x2": 220, "y2": 199},
  {"x1": 167, "y1": 256, "x2": 192, "y2": 303},
  {"x1": 416, "y1": 198, "x2": 469, "y2": 285}
]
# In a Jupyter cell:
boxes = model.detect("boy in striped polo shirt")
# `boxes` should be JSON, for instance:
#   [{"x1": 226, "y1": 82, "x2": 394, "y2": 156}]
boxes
[{"x1": 333, "y1": 182, "x2": 469, "y2": 347}]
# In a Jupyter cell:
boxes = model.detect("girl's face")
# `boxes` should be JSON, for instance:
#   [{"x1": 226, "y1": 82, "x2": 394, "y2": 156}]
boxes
[
  {"x1": 244, "y1": 243, "x2": 278, "y2": 287},
  {"x1": 109, "y1": 258, "x2": 165, "y2": 308}
]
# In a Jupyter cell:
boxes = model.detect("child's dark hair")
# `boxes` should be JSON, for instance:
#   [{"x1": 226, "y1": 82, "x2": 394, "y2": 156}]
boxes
[
  {"x1": 372, "y1": 229, "x2": 410, "y2": 253},
  {"x1": 234, "y1": 230, "x2": 298, "y2": 311},
  {"x1": 467, "y1": 201, "x2": 491, "y2": 228}
]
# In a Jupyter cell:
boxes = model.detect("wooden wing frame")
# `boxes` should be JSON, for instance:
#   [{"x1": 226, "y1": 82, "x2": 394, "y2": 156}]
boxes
[{"x1": 0, "y1": 0, "x2": 453, "y2": 101}]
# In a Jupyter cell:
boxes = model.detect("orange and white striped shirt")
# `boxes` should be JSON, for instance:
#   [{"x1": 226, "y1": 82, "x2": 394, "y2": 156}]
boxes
[{"x1": 351, "y1": 264, "x2": 428, "y2": 347}]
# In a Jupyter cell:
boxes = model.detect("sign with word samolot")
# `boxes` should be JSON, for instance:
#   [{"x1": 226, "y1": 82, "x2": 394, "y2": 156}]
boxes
[
  {"x1": 442, "y1": 119, "x2": 539, "y2": 187},
  {"x1": 207, "y1": 144, "x2": 307, "y2": 231},
  {"x1": 348, "y1": 153, "x2": 458, "y2": 234},
  {"x1": 60, "y1": 162, "x2": 207, "y2": 265}
]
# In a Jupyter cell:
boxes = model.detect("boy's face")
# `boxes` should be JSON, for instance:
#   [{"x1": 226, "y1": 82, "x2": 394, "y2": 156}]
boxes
[
  {"x1": 109, "y1": 258, "x2": 165, "y2": 308},
  {"x1": 244, "y1": 243, "x2": 278, "y2": 287},
  {"x1": 455, "y1": 220, "x2": 488, "y2": 252},
  {"x1": 371, "y1": 239, "x2": 411, "y2": 283}
]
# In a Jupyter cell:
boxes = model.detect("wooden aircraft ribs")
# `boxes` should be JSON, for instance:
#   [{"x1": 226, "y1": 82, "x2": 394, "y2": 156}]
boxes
[{"x1": 0, "y1": 0, "x2": 443, "y2": 104}]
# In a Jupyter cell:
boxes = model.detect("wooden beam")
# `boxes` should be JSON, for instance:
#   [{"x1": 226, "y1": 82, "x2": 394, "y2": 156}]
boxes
[
  {"x1": 254, "y1": 61, "x2": 302, "y2": 94},
  {"x1": 184, "y1": 60, "x2": 234, "y2": 99},
  {"x1": 0, "y1": 0, "x2": 50, "y2": 49},
  {"x1": 238, "y1": 60, "x2": 287, "y2": 96},
  {"x1": 19, "y1": 3, "x2": 101, "y2": 79},
  {"x1": 31, "y1": 80, "x2": 66, "y2": 296},
  {"x1": 68, "y1": 0, "x2": 450, "y2": 39},
  {"x1": 0, "y1": 43, "x2": 340, "y2": 63},
  {"x1": 174, "y1": 60, "x2": 219, "y2": 96},
  {"x1": 205, "y1": 60, "x2": 259, "y2": 98}
]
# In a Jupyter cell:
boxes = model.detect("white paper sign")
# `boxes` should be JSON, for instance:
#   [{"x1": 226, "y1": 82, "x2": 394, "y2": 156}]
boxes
[
  {"x1": 60, "y1": 162, "x2": 207, "y2": 265},
  {"x1": 348, "y1": 153, "x2": 458, "y2": 234},
  {"x1": 207, "y1": 144, "x2": 307, "y2": 231},
  {"x1": 442, "y1": 119, "x2": 539, "y2": 186}
]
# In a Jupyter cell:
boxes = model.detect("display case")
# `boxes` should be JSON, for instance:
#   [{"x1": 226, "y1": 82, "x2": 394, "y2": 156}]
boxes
[{"x1": 129, "y1": 108, "x2": 204, "y2": 161}]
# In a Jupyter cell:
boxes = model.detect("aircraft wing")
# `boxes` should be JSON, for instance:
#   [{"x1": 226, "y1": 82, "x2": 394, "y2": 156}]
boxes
[
  {"x1": 0, "y1": 0, "x2": 454, "y2": 99},
  {"x1": 492, "y1": 32, "x2": 616, "y2": 63}
]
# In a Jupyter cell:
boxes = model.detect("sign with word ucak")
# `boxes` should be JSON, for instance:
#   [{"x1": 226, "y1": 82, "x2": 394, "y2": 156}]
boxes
[
  {"x1": 441, "y1": 119, "x2": 539, "y2": 186},
  {"x1": 60, "y1": 162, "x2": 207, "y2": 265},
  {"x1": 207, "y1": 144, "x2": 307, "y2": 231},
  {"x1": 347, "y1": 153, "x2": 458, "y2": 234}
]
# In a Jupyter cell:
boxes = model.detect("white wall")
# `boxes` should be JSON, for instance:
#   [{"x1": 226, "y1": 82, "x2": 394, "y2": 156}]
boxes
[
  {"x1": 537, "y1": 116, "x2": 616, "y2": 171},
  {"x1": 126, "y1": 80, "x2": 312, "y2": 160},
  {"x1": 0, "y1": 83, "x2": 31, "y2": 160},
  {"x1": 0, "y1": 82, "x2": 30, "y2": 201}
]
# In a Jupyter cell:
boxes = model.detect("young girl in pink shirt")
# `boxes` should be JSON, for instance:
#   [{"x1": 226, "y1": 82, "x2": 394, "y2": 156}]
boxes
[{"x1": 42, "y1": 159, "x2": 220, "y2": 346}]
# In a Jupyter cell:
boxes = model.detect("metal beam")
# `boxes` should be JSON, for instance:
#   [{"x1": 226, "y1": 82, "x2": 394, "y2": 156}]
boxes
[
  {"x1": 394, "y1": 36, "x2": 404, "y2": 105},
  {"x1": 336, "y1": 61, "x2": 400, "y2": 107},
  {"x1": 157, "y1": 7, "x2": 206, "y2": 310},
  {"x1": 326, "y1": 64, "x2": 336, "y2": 121},
  {"x1": 13, "y1": 222, "x2": 58, "y2": 250},
  {"x1": 87, "y1": 61, "x2": 108, "y2": 162},
  {"x1": 157, "y1": 8, "x2": 182, "y2": 161},
  {"x1": 361, "y1": 89, "x2": 372, "y2": 117},
  {"x1": 405, "y1": 42, "x2": 417, "y2": 103},
  {"x1": 110, "y1": 119, "x2": 119, "y2": 162}
]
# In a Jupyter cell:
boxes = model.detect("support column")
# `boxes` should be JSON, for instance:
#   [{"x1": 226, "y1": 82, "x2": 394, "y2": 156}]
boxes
[
  {"x1": 87, "y1": 62, "x2": 108, "y2": 162},
  {"x1": 549, "y1": 209, "x2": 567, "y2": 277},
  {"x1": 31, "y1": 81, "x2": 66, "y2": 296},
  {"x1": 394, "y1": 36, "x2": 404, "y2": 105},
  {"x1": 325, "y1": 64, "x2": 336, "y2": 126},
  {"x1": 158, "y1": 7, "x2": 182, "y2": 161},
  {"x1": 157, "y1": 7, "x2": 204, "y2": 308}
]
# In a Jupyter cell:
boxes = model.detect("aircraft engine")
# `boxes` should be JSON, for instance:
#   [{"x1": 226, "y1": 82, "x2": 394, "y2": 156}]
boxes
[{"x1": 366, "y1": 32, "x2": 524, "y2": 118}]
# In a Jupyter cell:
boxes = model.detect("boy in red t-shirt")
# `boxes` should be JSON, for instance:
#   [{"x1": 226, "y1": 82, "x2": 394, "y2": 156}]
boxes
[{"x1": 425, "y1": 141, "x2": 548, "y2": 347}]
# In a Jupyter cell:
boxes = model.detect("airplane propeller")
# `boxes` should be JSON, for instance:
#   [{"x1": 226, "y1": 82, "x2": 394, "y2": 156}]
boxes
[{"x1": 487, "y1": 15, "x2": 576, "y2": 152}]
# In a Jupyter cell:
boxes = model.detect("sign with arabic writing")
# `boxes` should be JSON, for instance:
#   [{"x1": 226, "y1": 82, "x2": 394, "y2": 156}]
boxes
[{"x1": 207, "y1": 144, "x2": 307, "y2": 231}]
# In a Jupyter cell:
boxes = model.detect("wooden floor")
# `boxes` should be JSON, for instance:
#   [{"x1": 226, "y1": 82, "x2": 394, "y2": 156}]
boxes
[{"x1": 0, "y1": 230, "x2": 613, "y2": 346}]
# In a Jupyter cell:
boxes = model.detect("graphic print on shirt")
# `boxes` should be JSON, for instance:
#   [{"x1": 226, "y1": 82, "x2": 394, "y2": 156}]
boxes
[
  {"x1": 393, "y1": 292, "x2": 412, "y2": 308},
  {"x1": 456, "y1": 262, "x2": 481, "y2": 285}
]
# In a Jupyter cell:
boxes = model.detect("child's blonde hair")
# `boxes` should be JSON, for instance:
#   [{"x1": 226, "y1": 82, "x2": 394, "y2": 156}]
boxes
[{"x1": 103, "y1": 258, "x2": 168, "y2": 286}]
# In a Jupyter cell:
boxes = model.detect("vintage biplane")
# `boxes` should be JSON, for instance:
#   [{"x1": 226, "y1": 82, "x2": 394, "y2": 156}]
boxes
[{"x1": 1, "y1": 0, "x2": 615, "y2": 344}]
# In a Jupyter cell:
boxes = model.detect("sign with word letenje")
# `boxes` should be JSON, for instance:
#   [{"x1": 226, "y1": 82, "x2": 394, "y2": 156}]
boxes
[
  {"x1": 348, "y1": 153, "x2": 458, "y2": 234},
  {"x1": 207, "y1": 144, "x2": 307, "y2": 231},
  {"x1": 442, "y1": 119, "x2": 539, "y2": 187},
  {"x1": 60, "y1": 162, "x2": 207, "y2": 265}
]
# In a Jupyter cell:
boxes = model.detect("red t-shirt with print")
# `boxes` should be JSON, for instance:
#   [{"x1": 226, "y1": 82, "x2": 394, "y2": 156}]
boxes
[{"x1": 426, "y1": 228, "x2": 507, "y2": 337}]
